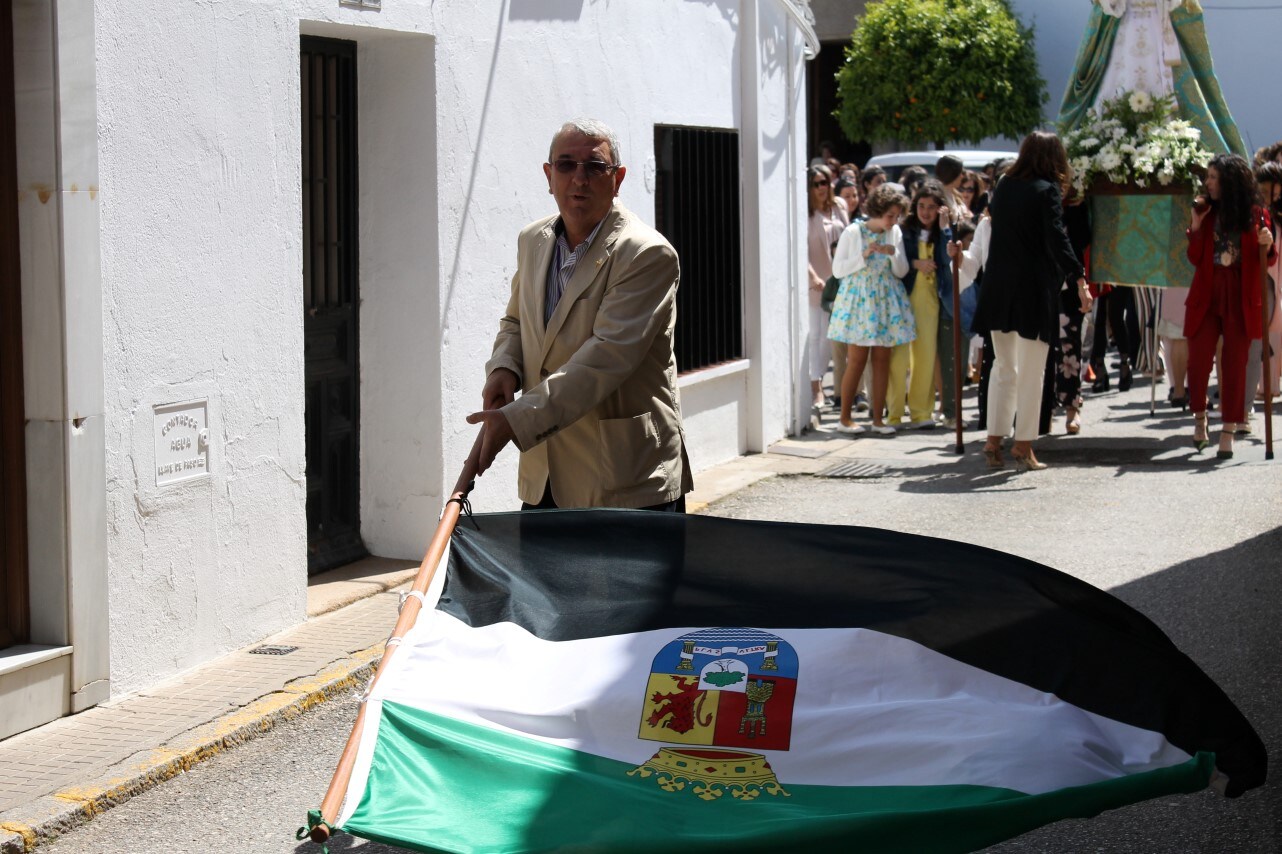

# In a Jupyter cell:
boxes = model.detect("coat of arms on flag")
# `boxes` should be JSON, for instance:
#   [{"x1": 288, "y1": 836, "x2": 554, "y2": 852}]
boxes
[{"x1": 631, "y1": 628, "x2": 797, "y2": 800}]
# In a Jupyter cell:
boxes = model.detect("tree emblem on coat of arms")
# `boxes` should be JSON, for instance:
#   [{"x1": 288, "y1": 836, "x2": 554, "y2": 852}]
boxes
[{"x1": 628, "y1": 627, "x2": 797, "y2": 801}]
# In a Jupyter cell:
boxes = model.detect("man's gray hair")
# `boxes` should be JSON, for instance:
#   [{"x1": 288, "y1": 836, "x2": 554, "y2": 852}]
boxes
[{"x1": 549, "y1": 118, "x2": 622, "y2": 166}]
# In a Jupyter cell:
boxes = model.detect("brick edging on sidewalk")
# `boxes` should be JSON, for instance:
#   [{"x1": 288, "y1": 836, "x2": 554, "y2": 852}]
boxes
[{"x1": 0, "y1": 644, "x2": 384, "y2": 854}]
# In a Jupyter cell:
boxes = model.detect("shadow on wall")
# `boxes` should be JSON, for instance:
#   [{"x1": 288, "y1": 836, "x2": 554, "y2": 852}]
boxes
[
  {"x1": 689, "y1": 0, "x2": 794, "y2": 180},
  {"x1": 508, "y1": 0, "x2": 584, "y2": 22},
  {"x1": 443, "y1": 0, "x2": 507, "y2": 326}
]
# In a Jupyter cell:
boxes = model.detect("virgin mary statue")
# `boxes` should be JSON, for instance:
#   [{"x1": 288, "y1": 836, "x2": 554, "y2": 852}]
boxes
[{"x1": 1058, "y1": 0, "x2": 1245, "y2": 156}]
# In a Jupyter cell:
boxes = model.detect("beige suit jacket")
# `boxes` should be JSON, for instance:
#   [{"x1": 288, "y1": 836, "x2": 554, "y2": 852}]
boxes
[{"x1": 485, "y1": 202, "x2": 693, "y2": 508}]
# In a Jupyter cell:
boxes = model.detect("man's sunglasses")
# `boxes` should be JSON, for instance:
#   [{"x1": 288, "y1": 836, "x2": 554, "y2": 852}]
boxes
[{"x1": 549, "y1": 159, "x2": 619, "y2": 177}]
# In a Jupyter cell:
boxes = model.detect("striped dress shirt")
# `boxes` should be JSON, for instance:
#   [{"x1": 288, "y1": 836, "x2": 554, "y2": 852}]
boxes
[{"x1": 545, "y1": 217, "x2": 607, "y2": 326}]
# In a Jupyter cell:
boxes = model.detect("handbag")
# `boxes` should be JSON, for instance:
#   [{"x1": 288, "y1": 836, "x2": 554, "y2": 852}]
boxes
[{"x1": 820, "y1": 275, "x2": 841, "y2": 313}]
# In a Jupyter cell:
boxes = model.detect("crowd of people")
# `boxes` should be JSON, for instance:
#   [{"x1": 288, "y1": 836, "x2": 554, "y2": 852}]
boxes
[{"x1": 806, "y1": 134, "x2": 1282, "y2": 468}]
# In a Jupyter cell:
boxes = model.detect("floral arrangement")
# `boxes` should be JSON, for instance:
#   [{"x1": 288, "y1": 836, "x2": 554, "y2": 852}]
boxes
[{"x1": 1062, "y1": 90, "x2": 1212, "y2": 196}]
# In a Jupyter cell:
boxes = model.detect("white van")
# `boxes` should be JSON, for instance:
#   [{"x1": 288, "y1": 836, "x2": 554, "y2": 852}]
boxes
[{"x1": 864, "y1": 149, "x2": 1015, "y2": 182}]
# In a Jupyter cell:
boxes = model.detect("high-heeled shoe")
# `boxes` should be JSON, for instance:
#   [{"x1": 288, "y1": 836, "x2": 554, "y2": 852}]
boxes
[
  {"x1": 1065, "y1": 408, "x2": 1081, "y2": 435},
  {"x1": 1169, "y1": 394, "x2": 1188, "y2": 411},
  {"x1": 982, "y1": 442, "x2": 1004, "y2": 468},
  {"x1": 1216, "y1": 430, "x2": 1234, "y2": 460},
  {"x1": 1117, "y1": 359, "x2": 1133, "y2": 392},
  {"x1": 1193, "y1": 412, "x2": 1209, "y2": 452},
  {"x1": 1010, "y1": 450, "x2": 1048, "y2": 471}
]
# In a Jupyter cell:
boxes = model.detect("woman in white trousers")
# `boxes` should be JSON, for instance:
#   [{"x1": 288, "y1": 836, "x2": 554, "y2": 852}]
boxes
[{"x1": 970, "y1": 132, "x2": 1091, "y2": 470}]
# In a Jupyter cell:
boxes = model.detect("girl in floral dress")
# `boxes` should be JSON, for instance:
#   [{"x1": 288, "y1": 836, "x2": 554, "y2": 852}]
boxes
[{"x1": 828, "y1": 185, "x2": 914, "y2": 434}]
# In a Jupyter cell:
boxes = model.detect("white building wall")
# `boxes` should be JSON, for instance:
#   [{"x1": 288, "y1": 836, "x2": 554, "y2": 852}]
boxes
[
  {"x1": 96, "y1": 1, "x2": 309, "y2": 694},
  {"x1": 431, "y1": 0, "x2": 766, "y2": 514},
  {"x1": 91, "y1": 1, "x2": 805, "y2": 695},
  {"x1": 350, "y1": 29, "x2": 441, "y2": 560}
]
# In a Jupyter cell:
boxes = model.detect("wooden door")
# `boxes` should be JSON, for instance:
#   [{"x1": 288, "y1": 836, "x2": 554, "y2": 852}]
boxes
[
  {"x1": 301, "y1": 36, "x2": 366, "y2": 574},
  {"x1": 0, "y1": 0, "x2": 31, "y2": 647}
]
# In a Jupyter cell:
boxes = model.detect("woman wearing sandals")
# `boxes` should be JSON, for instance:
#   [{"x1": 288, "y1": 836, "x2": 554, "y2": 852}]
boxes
[
  {"x1": 1185, "y1": 154, "x2": 1276, "y2": 459},
  {"x1": 971, "y1": 132, "x2": 1092, "y2": 471}
]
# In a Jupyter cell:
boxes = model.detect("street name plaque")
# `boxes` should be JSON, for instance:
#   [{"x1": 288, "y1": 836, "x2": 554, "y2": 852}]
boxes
[{"x1": 154, "y1": 400, "x2": 210, "y2": 487}]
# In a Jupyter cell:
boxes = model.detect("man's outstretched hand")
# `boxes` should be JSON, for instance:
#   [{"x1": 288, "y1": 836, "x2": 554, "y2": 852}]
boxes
[
  {"x1": 465, "y1": 408, "x2": 515, "y2": 476},
  {"x1": 468, "y1": 369, "x2": 521, "y2": 476}
]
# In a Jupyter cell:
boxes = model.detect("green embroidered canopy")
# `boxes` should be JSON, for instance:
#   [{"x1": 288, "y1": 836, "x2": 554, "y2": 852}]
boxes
[{"x1": 1058, "y1": 0, "x2": 1244, "y2": 157}]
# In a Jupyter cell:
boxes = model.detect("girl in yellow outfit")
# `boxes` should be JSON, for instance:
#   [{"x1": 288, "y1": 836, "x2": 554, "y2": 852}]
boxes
[{"x1": 887, "y1": 182, "x2": 953, "y2": 427}]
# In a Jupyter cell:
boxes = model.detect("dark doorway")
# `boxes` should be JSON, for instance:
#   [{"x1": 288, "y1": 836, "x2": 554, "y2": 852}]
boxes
[
  {"x1": 806, "y1": 40, "x2": 871, "y2": 168},
  {"x1": 0, "y1": 0, "x2": 31, "y2": 648},
  {"x1": 301, "y1": 36, "x2": 366, "y2": 574}
]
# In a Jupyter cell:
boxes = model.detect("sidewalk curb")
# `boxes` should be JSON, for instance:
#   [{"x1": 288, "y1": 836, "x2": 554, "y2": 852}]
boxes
[{"x1": 0, "y1": 644, "x2": 384, "y2": 854}]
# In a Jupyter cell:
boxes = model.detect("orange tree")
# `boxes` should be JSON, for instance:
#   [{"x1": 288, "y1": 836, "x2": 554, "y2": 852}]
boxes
[{"x1": 835, "y1": 0, "x2": 1046, "y2": 149}]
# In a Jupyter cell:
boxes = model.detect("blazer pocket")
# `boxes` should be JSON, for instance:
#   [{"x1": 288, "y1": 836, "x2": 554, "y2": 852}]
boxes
[{"x1": 598, "y1": 413, "x2": 665, "y2": 492}]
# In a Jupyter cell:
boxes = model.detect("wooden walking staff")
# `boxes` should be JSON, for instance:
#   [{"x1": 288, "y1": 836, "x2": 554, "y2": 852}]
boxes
[
  {"x1": 1150, "y1": 293, "x2": 1161, "y2": 418},
  {"x1": 951, "y1": 256, "x2": 964, "y2": 454},
  {"x1": 1260, "y1": 211, "x2": 1275, "y2": 461},
  {"x1": 304, "y1": 431, "x2": 485, "y2": 847}
]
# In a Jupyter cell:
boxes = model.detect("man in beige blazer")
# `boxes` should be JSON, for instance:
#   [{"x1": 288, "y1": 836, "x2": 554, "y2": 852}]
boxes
[{"x1": 467, "y1": 118, "x2": 693, "y2": 510}]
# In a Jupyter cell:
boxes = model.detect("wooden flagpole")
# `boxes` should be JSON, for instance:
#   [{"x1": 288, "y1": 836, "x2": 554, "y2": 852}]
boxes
[
  {"x1": 952, "y1": 256, "x2": 964, "y2": 454},
  {"x1": 308, "y1": 430, "x2": 484, "y2": 845},
  {"x1": 1260, "y1": 214, "x2": 1275, "y2": 461}
]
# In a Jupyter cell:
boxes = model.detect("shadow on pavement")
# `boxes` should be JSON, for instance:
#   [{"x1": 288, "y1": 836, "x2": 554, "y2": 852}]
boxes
[
  {"x1": 985, "y1": 526, "x2": 1282, "y2": 852},
  {"x1": 868, "y1": 449, "x2": 1229, "y2": 496}
]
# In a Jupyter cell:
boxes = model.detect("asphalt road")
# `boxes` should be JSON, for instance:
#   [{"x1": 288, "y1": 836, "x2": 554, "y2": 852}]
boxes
[
  {"x1": 709, "y1": 463, "x2": 1281, "y2": 853},
  {"x1": 39, "y1": 384, "x2": 1282, "y2": 853}
]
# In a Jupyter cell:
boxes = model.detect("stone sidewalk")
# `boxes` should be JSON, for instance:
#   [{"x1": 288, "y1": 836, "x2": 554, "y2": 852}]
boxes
[
  {"x1": 0, "y1": 559, "x2": 423, "y2": 854},
  {"x1": 0, "y1": 376, "x2": 1268, "y2": 852}
]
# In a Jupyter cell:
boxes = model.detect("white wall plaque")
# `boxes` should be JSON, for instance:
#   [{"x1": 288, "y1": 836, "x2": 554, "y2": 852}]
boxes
[{"x1": 154, "y1": 400, "x2": 210, "y2": 487}]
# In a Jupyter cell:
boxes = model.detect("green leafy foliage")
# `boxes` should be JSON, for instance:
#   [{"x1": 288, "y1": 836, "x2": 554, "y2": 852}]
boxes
[
  {"x1": 703, "y1": 670, "x2": 746, "y2": 687},
  {"x1": 835, "y1": 0, "x2": 1047, "y2": 147}
]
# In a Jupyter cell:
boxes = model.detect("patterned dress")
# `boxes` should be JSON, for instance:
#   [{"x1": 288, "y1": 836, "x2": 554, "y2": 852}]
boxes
[{"x1": 827, "y1": 221, "x2": 916, "y2": 348}]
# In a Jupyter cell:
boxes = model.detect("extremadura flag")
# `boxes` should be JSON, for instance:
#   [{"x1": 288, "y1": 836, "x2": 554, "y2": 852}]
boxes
[{"x1": 326, "y1": 510, "x2": 1265, "y2": 853}]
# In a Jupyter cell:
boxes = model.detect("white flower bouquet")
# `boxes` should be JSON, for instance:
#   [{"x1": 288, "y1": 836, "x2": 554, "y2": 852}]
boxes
[{"x1": 1062, "y1": 91, "x2": 1212, "y2": 196}]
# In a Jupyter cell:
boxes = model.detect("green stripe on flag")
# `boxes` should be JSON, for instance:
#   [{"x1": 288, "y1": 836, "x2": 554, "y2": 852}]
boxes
[{"x1": 342, "y1": 702, "x2": 1214, "y2": 854}]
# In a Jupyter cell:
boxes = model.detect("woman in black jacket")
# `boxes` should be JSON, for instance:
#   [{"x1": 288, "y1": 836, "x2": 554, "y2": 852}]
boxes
[{"x1": 972, "y1": 132, "x2": 1092, "y2": 470}]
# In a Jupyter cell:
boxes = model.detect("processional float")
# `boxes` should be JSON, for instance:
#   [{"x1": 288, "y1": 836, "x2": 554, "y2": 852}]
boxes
[{"x1": 1058, "y1": 0, "x2": 1271, "y2": 455}]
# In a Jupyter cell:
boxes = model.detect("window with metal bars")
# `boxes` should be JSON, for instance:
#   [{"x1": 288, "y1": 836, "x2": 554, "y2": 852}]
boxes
[{"x1": 653, "y1": 126, "x2": 743, "y2": 373}]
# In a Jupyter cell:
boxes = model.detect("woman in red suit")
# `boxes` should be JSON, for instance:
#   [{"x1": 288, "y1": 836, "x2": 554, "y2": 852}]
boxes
[{"x1": 1185, "y1": 154, "x2": 1276, "y2": 459}]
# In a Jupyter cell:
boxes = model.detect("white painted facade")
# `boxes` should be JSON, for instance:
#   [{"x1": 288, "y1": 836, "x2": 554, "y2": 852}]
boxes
[{"x1": 3, "y1": 0, "x2": 813, "y2": 736}]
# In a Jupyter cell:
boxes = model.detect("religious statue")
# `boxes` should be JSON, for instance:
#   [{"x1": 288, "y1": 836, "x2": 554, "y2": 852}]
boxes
[{"x1": 1059, "y1": 0, "x2": 1245, "y2": 157}]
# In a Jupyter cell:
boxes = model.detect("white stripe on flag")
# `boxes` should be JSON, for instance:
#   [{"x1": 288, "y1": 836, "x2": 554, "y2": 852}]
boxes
[{"x1": 367, "y1": 611, "x2": 1190, "y2": 795}]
